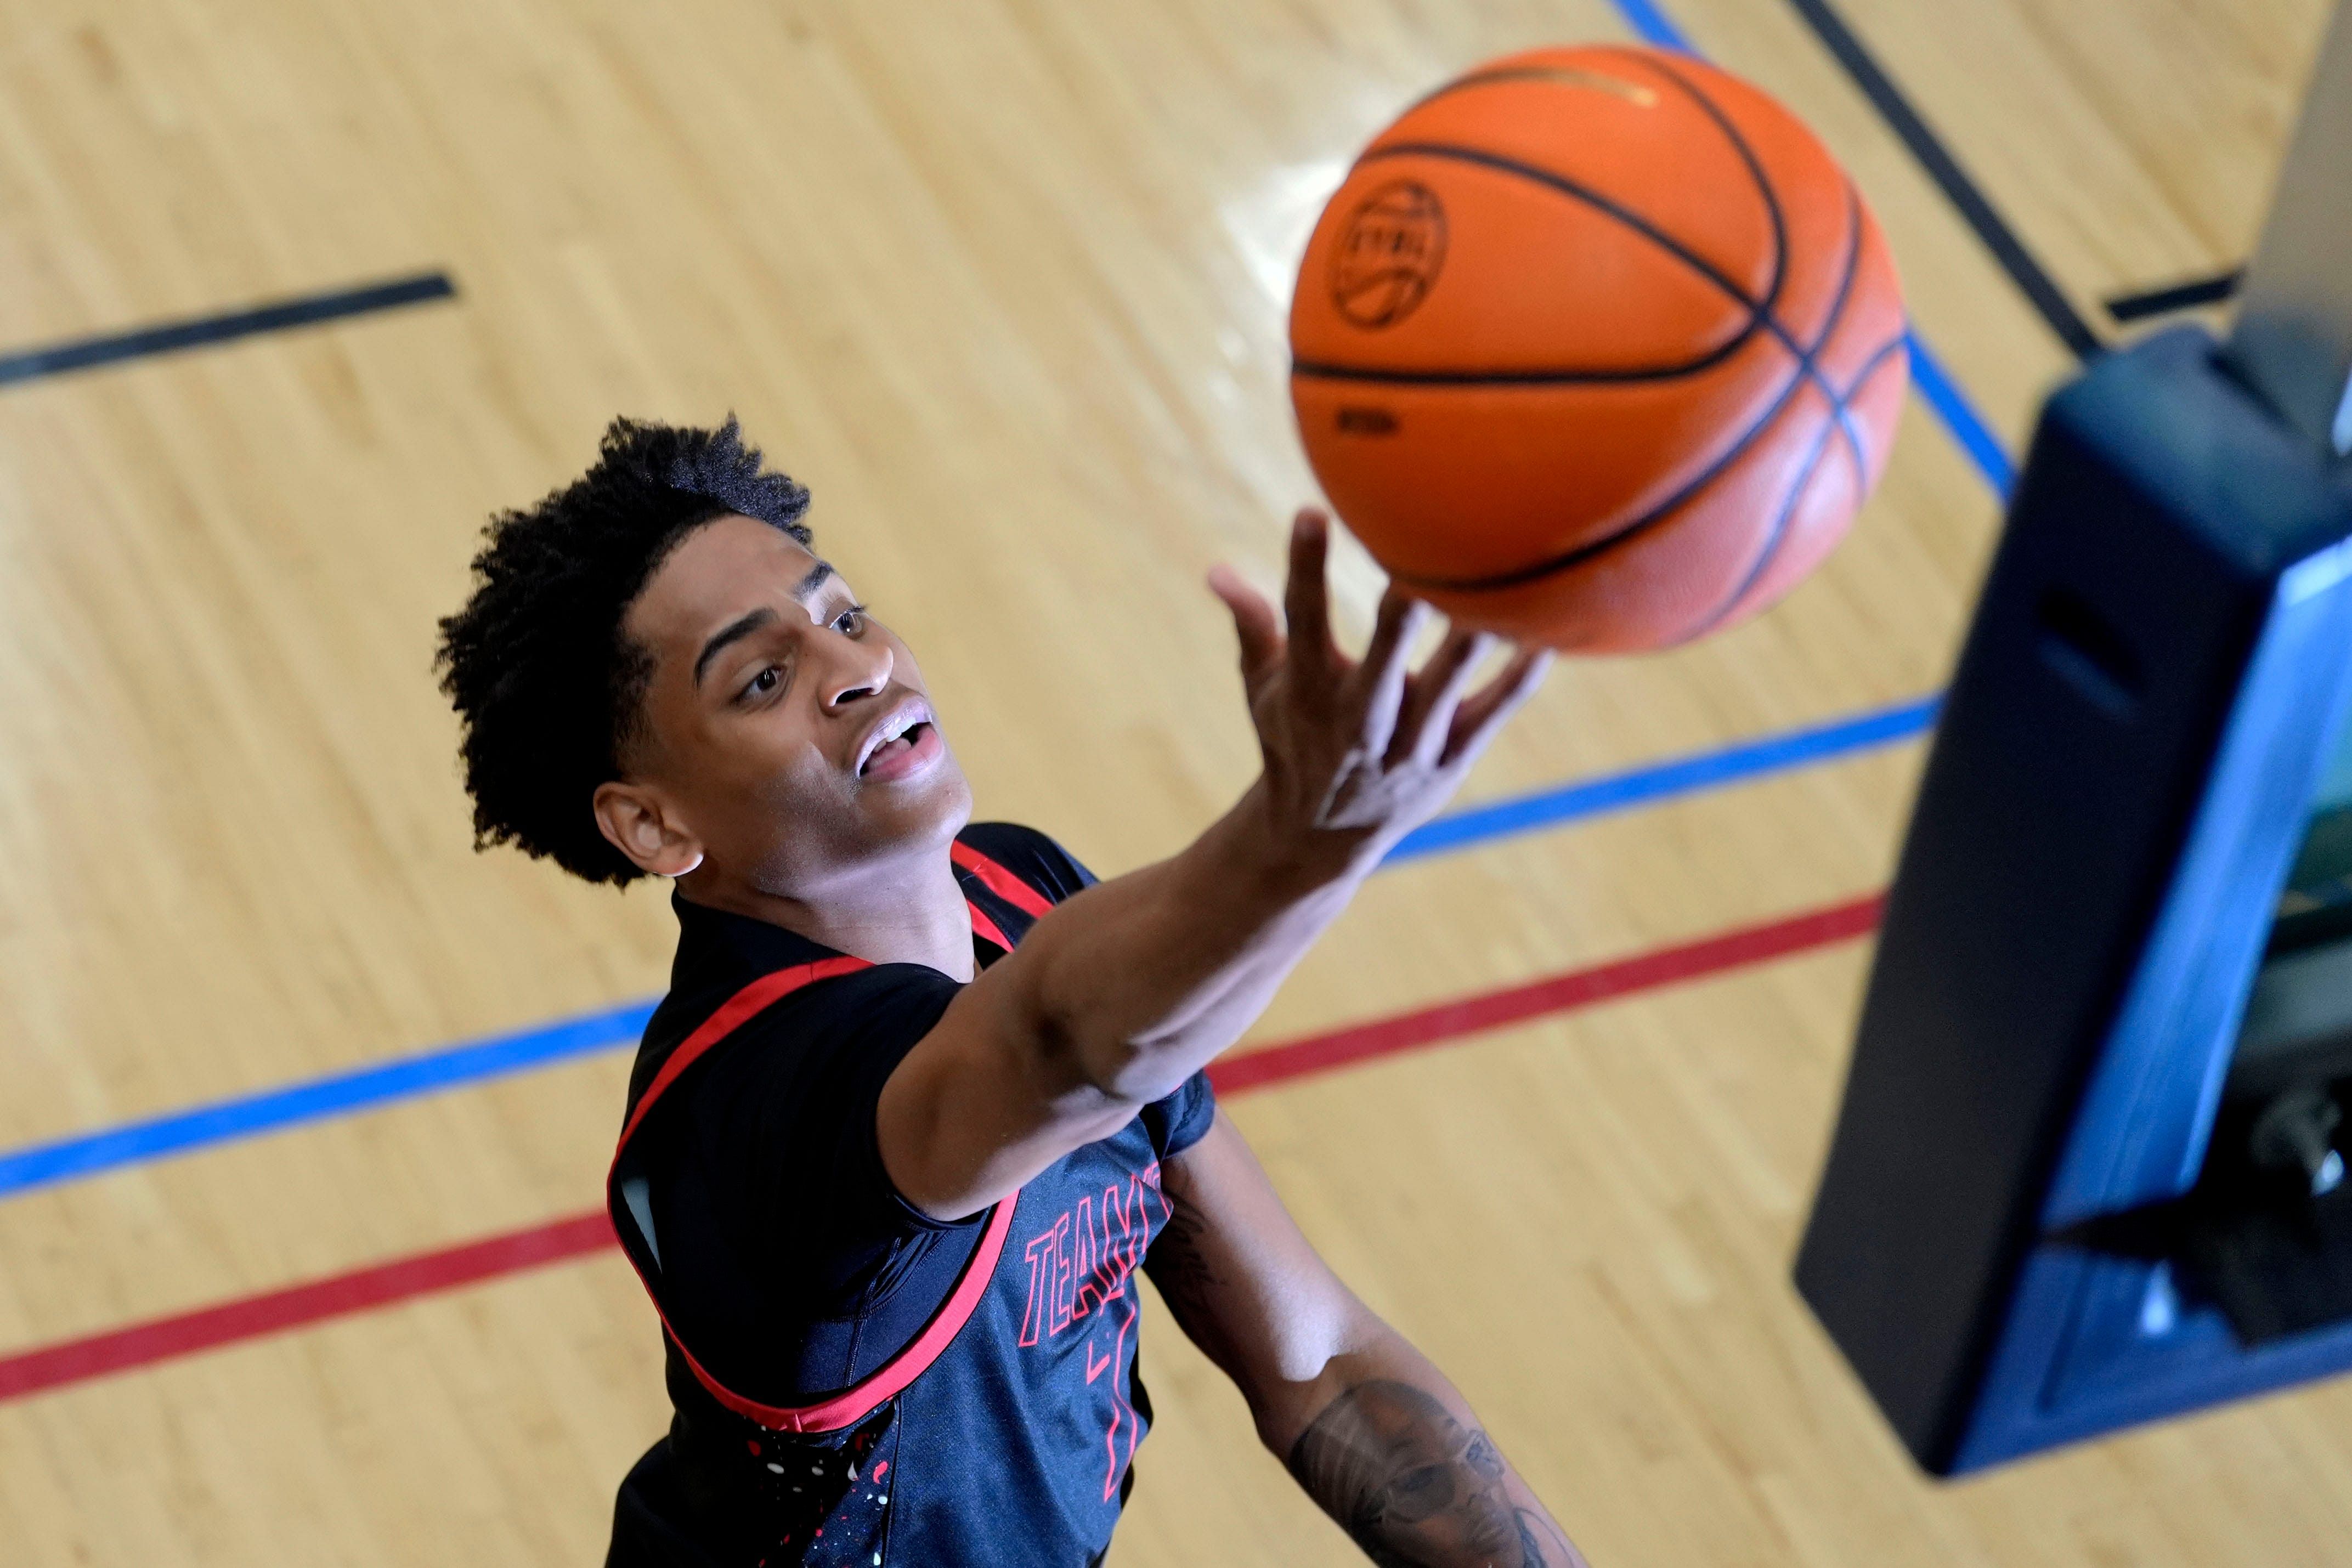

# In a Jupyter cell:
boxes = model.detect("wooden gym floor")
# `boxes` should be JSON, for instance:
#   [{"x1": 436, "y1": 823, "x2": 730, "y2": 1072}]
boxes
[{"x1": 0, "y1": 0, "x2": 2336, "y2": 1561}]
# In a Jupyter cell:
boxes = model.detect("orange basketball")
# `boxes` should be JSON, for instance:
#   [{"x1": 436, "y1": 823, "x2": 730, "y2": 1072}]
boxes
[{"x1": 1290, "y1": 45, "x2": 1908, "y2": 651}]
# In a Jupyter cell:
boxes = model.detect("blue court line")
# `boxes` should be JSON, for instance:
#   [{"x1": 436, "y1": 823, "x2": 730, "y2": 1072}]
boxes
[
  {"x1": 0, "y1": 697, "x2": 1944, "y2": 1201},
  {"x1": 1387, "y1": 694, "x2": 1940, "y2": 862},
  {"x1": 0, "y1": 272, "x2": 456, "y2": 387},
  {"x1": 1610, "y1": 0, "x2": 1697, "y2": 52},
  {"x1": 1905, "y1": 330, "x2": 2016, "y2": 498},
  {"x1": 0, "y1": 1001, "x2": 656, "y2": 1198}
]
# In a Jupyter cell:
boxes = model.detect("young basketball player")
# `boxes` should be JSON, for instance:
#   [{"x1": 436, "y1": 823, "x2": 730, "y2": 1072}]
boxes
[{"x1": 437, "y1": 418, "x2": 1585, "y2": 1568}]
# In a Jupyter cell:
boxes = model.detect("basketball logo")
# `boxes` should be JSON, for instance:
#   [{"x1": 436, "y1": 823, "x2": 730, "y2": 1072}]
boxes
[{"x1": 1328, "y1": 181, "x2": 1447, "y2": 329}]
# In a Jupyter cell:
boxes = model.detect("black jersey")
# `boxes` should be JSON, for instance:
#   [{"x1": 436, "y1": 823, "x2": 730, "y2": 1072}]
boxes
[{"x1": 605, "y1": 823, "x2": 1217, "y2": 1566}]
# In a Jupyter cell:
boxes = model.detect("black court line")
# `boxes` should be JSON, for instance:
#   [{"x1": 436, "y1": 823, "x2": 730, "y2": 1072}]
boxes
[
  {"x1": 1781, "y1": 0, "x2": 2104, "y2": 361},
  {"x1": 2105, "y1": 266, "x2": 2243, "y2": 324},
  {"x1": 0, "y1": 271, "x2": 457, "y2": 387}
]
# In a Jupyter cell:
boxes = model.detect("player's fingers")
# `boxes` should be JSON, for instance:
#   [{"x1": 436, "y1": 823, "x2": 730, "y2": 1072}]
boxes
[
  {"x1": 1282, "y1": 510, "x2": 1336, "y2": 683},
  {"x1": 1401, "y1": 627, "x2": 1496, "y2": 766},
  {"x1": 1356, "y1": 591, "x2": 1431, "y2": 758},
  {"x1": 1207, "y1": 564, "x2": 1285, "y2": 687},
  {"x1": 1441, "y1": 647, "x2": 1552, "y2": 767},
  {"x1": 1383, "y1": 624, "x2": 1479, "y2": 764},
  {"x1": 1354, "y1": 585, "x2": 1420, "y2": 694}
]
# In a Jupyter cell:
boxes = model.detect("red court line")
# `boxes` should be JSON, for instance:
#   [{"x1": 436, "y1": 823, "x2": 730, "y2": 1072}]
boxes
[
  {"x1": 0, "y1": 1212, "x2": 617, "y2": 1405},
  {"x1": 1206, "y1": 892, "x2": 1885, "y2": 1094},
  {"x1": 0, "y1": 893, "x2": 1883, "y2": 1409}
]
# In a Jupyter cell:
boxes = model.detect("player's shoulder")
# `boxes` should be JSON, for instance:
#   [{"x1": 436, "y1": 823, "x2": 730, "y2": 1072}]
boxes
[
  {"x1": 674, "y1": 960, "x2": 960, "y2": 1117},
  {"x1": 643, "y1": 958, "x2": 953, "y2": 1073},
  {"x1": 756, "y1": 960, "x2": 959, "y2": 1039},
  {"x1": 956, "y1": 820, "x2": 1097, "y2": 903}
]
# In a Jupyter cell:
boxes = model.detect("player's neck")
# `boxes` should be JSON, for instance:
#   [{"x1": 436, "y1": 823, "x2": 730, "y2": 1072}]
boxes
[{"x1": 685, "y1": 849, "x2": 978, "y2": 981}]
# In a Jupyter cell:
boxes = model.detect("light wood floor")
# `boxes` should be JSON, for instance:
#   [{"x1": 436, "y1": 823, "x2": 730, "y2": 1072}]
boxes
[{"x1": 0, "y1": 0, "x2": 2337, "y2": 1562}]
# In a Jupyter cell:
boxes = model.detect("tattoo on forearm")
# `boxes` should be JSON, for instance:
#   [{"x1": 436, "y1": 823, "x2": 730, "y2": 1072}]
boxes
[
  {"x1": 1288, "y1": 1379, "x2": 1547, "y2": 1567},
  {"x1": 1517, "y1": 1508, "x2": 1580, "y2": 1567}
]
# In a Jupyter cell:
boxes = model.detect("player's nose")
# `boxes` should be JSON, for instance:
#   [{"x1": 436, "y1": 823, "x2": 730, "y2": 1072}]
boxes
[{"x1": 817, "y1": 629, "x2": 894, "y2": 712}]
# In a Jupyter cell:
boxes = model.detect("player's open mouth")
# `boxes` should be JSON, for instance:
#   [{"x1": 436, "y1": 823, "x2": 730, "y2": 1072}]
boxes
[{"x1": 855, "y1": 701, "x2": 942, "y2": 782}]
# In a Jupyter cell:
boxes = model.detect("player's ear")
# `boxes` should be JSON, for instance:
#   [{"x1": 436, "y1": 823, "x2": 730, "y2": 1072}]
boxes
[{"x1": 593, "y1": 780, "x2": 705, "y2": 879}]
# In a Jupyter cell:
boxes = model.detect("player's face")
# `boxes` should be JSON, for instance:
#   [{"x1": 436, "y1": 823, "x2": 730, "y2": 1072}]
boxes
[
  {"x1": 621, "y1": 513, "x2": 971, "y2": 890},
  {"x1": 1339, "y1": 1387, "x2": 1523, "y2": 1567}
]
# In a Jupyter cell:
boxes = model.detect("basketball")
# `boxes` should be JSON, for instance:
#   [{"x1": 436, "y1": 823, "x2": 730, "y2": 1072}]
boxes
[{"x1": 1290, "y1": 44, "x2": 1908, "y2": 651}]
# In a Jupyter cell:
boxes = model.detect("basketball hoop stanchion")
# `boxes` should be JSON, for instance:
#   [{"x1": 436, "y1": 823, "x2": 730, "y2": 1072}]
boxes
[{"x1": 1796, "y1": 2, "x2": 2352, "y2": 1474}]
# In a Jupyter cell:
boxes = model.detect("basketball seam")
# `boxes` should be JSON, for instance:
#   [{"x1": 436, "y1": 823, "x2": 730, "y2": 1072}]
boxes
[
  {"x1": 1293, "y1": 319, "x2": 1867, "y2": 404},
  {"x1": 1824, "y1": 190, "x2": 1873, "y2": 472},
  {"x1": 1807, "y1": 184, "x2": 1870, "y2": 477},
  {"x1": 1303, "y1": 140, "x2": 1780, "y2": 385},
  {"x1": 1688, "y1": 410, "x2": 1842, "y2": 643},
  {"x1": 1291, "y1": 351, "x2": 1755, "y2": 387},
  {"x1": 1294, "y1": 178, "x2": 1860, "y2": 407},
  {"x1": 1395, "y1": 207, "x2": 1870, "y2": 596},
  {"x1": 1681, "y1": 330, "x2": 1909, "y2": 641},
  {"x1": 1628, "y1": 50, "x2": 1794, "y2": 349},
  {"x1": 1394, "y1": 341, "x2": 1820, "y2": 593},
  {"x1": 1632, "y1": 52, "x2": 1872, "y2": 476}
]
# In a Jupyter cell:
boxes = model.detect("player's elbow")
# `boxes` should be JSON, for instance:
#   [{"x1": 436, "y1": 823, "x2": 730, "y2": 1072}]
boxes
[
  {"x1": 1242, "y1": 1299, "x2": 1392, "y2": 1458},
  {"x1": 1023, "y1": 983, "x2": 1196, "y2": 1106},
  {"x1": 1044, "y1": 1011, "x2": 1194, "y2": 1107},
  {"x1": 1245, "y1": 1353, "x2": 1361, "y2": 1465}
]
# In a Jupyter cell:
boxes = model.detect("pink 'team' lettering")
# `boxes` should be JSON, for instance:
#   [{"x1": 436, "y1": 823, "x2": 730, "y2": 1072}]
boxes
[
  {"x1": 1018, "y1": 1163, "x2": 1166, "y2": 1349},
  {"x1": 1013, "y1": 1164, "x2": 1169, "y2": 1497}
]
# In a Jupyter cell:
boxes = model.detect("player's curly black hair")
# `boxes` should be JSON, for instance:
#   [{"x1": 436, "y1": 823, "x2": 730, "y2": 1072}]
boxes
[{"x1": 436, "y1": 416, "x2": 812, "y2": 885}]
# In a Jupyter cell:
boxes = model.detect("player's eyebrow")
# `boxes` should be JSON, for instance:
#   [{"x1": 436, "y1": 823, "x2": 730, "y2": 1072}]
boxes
[
  {"x1": 693, "y1": 607, "x2": 778, "y2": 688},
  {"x1": 689, "y1": 563, "x2": 838, "y2": 688},
  {"x1": 791, "y1": 559, "x2": 836, "y2": 600}
]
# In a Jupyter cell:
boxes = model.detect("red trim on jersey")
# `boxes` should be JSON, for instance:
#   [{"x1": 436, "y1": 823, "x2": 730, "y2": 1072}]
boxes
[
  {"x1": 951, "y1": 840, "x2": 1055, "y2": 920},
  {"x1": 610, "y1": 844, "x2": 1061, "y2": 1433},
  {"x1": 613, "y1": 956, "x2": 872, "y2": 1152},
  {"x1": 657, "y1": 1195, "x2": 1017, "y2": 1433},
  {"x1": 966, "y1": 902, "x2": 1015, "y2": 953}
]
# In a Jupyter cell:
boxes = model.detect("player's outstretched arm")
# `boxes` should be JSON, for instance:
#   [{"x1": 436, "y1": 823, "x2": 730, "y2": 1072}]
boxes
[
  {"x1": 1146, "y1": 1112, "x2": 1587, "y2": 1568},
  {"x1": 878, "y1": 510, "x2": 1548, "y2": 1220}
]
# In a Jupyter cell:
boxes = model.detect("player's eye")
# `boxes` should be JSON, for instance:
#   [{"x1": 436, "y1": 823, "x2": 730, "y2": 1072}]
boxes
[
  {"x1": 832, "y1": 603, "x2": 869, "y2": 635},
  {"x1": 741, "y1": 665, "x2": 782, "y2": 701}
]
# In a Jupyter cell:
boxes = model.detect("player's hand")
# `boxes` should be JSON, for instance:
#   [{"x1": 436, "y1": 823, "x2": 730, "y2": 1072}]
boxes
[{"x1": 1207, "y1": 508, "x2": 1550, "y2": 878}]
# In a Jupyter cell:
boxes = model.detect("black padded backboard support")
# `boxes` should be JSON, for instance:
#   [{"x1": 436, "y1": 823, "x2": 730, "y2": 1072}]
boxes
[{"x1": 1795, "y1": 326, "x2": 2352, "y2": 1474}]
